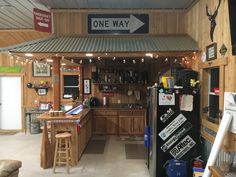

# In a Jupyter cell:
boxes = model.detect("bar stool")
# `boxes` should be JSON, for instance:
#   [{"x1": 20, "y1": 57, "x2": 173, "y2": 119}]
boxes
[{"x1": 53, "y1": 132, "x2": 72, "y2": 174}]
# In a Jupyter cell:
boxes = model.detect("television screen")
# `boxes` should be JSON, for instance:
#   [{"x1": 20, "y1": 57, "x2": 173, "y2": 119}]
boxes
[{"x1": 228, "y1": 0, "x2": 236, "y2": 55}]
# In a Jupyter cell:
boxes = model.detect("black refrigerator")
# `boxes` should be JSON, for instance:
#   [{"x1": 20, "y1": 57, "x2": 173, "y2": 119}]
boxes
[{"x1": 147, "y1": 86, "x2": 200, "y2": 177}]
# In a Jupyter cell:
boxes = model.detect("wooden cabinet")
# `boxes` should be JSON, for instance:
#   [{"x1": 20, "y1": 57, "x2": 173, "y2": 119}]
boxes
[
  {"x1": 106, "y1": 116, "x2": 118, "y2": 134},
  {"x1": 92, "y1": 109, "x2": 145, "y2": 135},
  {"x1": 92, "y1": 109, "x2": 118, "y2": 135},
  {"x1": 78, "y1": 111, "x2": 92, "y2": 159},
  {"x1": 119, "y1": 110, "x2": 145, "y2": 135},
  {"x1": 119, "y1": 116, "x2": 133, "y2": 134},
  {"x1": 93, "y1": 116, "x2": 107, "y2": 134}
]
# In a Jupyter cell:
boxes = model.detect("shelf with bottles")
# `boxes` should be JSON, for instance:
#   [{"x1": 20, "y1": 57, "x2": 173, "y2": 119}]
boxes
[{"x1": 91, "y1": 66, "x2": 148, "y2": 85}]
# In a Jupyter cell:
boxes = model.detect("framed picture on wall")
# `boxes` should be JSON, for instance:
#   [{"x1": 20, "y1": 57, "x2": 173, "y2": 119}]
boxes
[
  {"x1": 83, "y1": 79, "x2": 91, "y2": 94},
  {"x1": 33, "y1": 62, "x2": 51, "y2": 77},
  {"x1": 37, "y1": 88, "x2": 47, "y2": 96},
  {"x1": 206, "y1": 43, "x2": 217, "y2": 61}
]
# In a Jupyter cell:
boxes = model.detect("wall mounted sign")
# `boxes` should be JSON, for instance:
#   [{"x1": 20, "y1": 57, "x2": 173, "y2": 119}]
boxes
[
  {"x1": 0, "y1": 66, "x2": 21, "y2": 73},
  {"x1": 83, "y1": 79, "x2": 91, "y2": 94},
  {"x1": 219, "y1": 43, "x2": 227, "y2": 56},
  {"x1": 32, "y1": 62, "x2": 51, "y2": 77},
  {"x1": 206, "y1": 43, "x2": 217, "y2": 61},
  {"x1": 33, "y1": 8, "x2": 52, "y2": 33},
  {"x1": 88, "y1": 14, "x2": 149, "y2": 34}
]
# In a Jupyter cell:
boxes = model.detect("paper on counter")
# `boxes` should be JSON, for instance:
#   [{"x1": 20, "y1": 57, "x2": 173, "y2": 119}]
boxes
[{"x1": 179, "y1": 94, "x2": 193, "y2": 111}]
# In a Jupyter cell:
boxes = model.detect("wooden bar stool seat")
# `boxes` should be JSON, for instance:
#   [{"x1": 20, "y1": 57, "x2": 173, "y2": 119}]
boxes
[{"x1": 53, "y1": 132, "x2": 72, "y2": 174}]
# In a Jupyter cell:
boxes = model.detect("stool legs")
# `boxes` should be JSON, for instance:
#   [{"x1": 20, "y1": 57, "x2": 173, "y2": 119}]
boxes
[
  {"x1": 53, "y1": 137, "x2": 72, "y2": 173},
  {"x1": 53, "y1": 138, "x2": 59, "y2": 173}
]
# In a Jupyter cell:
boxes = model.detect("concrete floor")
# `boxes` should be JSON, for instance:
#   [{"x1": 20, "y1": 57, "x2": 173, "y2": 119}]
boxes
[{"x1": 0, "y1": 133, "x2": 150, "y2": 177}]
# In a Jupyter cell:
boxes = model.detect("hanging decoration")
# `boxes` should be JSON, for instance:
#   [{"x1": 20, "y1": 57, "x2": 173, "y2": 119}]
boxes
[{"x1": 206, "y1": 0, "x2": 222, "y2": 42}]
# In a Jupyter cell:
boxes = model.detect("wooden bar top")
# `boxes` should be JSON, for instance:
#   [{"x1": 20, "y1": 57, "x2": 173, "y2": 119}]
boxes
[{"x1": 37, "y1": 108, "x2": 90, "y2": 121}]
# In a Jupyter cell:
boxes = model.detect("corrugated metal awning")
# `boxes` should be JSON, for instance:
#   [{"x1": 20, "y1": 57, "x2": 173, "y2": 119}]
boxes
[{"x1": 3, "y1": 35, "x2": 198, "y2": 54}]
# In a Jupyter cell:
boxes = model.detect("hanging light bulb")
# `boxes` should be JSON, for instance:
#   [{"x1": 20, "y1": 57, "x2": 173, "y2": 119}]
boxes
[
  {"x1": 133, "y1": 59, "x2": 136, "y2": 64},
  {"x1": 174, "y1": 59, "x2": 177, "y2": 63},
  {"x1": 165, "y1": 58, "x2": 168, "y2": 62},
  {"x1": 98, "y1": 57, "x2": 101, "y2": 60},
  {"x1": 123, "y1": 59, "x2": 126, "y2": 64},
  {"x1": 141, "y1": 58, "x2": 144, "y2": 62},
  {"x1": 89, "y1": 59, "x2": 92, "y2": 63},
  {"x1": 113, "y1": 57, "x2": 116, "y2": 61},
  {"x1": 80, "y1": 60, "x2": 83, "y2": 64}
]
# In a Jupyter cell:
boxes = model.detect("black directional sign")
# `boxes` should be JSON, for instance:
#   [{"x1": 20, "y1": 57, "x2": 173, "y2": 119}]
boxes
[{"x1": 88, "y1": 14, "x2": 149, "y2": 34}]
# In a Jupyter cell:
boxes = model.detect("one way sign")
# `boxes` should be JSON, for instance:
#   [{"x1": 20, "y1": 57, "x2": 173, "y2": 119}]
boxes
[{"x1": 88, "y1": 14, "x2": 149, "y2": 34}]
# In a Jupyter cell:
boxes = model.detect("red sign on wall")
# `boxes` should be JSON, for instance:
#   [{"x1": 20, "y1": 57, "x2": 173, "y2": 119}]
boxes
[{"x1": 33, "y1": 8, "x2": 52, "y2": 33}]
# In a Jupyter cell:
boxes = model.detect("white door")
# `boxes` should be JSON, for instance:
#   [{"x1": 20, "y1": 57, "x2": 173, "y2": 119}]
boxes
[{"x1": 0, "y1": 76, "x2": 22, "y2": 129}]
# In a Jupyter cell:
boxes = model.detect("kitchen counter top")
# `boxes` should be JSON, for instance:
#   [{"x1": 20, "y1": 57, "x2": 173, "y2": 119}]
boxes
[
  {"x1": 37, "y1": 108, "x2": 90, "y2": 121},
  {"x1": 91, "y1": 104, "x2": 146, "y2": 110}
]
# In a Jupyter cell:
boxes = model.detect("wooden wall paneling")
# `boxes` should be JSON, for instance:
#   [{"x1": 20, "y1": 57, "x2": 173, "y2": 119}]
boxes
[
  {"x1": 0, "y1": 30, "x2": 50, "y2": 48},
  {"x1": 53, "y1": 10, "x2": 187, "y2": 35}
]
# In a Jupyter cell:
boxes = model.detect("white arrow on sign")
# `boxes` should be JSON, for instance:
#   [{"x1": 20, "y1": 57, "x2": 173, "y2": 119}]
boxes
[
  {"x1": 38, "y1": 22, "x2": 48, "y2": 27},
  {"x1": 91, "y1": 15, "x2": 144, "y2": 33}
]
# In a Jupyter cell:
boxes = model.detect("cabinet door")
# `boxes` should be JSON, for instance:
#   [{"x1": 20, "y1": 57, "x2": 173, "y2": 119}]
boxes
[
  {"x1": 86, "y1": 118, "x2": 92, "y2": 143},
  {"x1": 106, "y1": 116, "x2": 118, "y2": 134},
  {"x1": 79, "y1": 125, "x2": 86, "y2": 154},
  {"x1": 119, "y1": 116, "x2": 133, "y2": 135},
  {"x1": 93, "y1": 116, "x2": 107, "y2": 134},
  {"x1": 133, "y1": 116, "x2": 145, "y2": 135}
]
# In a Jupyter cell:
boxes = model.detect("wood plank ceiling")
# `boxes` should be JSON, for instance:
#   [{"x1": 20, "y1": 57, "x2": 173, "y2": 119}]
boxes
[{"x1": 0, "y1": 0, "x2": 197, "y2": 48}]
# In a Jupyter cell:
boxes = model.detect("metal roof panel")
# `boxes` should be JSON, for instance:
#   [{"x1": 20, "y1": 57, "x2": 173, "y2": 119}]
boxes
[{"x1": 2, "y1": 35, "x2": 198, "y2": 53}]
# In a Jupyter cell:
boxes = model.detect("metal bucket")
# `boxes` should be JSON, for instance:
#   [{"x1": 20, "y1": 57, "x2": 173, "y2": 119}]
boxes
[{"x1": 30, "y1": 121, "x2": 40, "y2": 134}]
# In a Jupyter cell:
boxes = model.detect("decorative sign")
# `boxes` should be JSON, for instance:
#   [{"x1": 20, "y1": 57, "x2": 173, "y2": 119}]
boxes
[
  {"x1": 219, "y1": 43, "x2": 227, "y2": 56},
  {"x1": 83, "y1": 79, "x2": 91, "y2": 94},
  {"x1": 0, "y1": 66, "x2": 21, "y2": 73},
  {"x1": 159, "y1": 93, "x2": 175, "y2": 105},
  {"x1": 206, "y1": 43, "x2": 217, "y2": 61},
  {"x1": 88, "y1": 14, "x2": 149, "y2": 34},
  {"x1": 33, "y1": 62, "x2": 51, "y2": 77},
  {"x1": 102, "y1": 93, "x2": 114, "y2": 97},
  {"x1": 160, "y1": 108, "x2": 175, "y2": 123},
  {"x1": 159, "y1": 113, "x2": 187, "y2": 141},
  {"x1": 161, "y1": 122, "x2": 192, "y2": 152},
  {"x1": 33, "y1": 8, "x2": 52, "y2": 33},
  {"x1": 169, "y1": 135, "x2": 196, "y2": 159}
]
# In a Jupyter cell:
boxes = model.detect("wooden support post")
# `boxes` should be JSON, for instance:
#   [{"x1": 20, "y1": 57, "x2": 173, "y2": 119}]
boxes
[{"x1": 52, "y1": 57, "x2": 61, "y2": 110}]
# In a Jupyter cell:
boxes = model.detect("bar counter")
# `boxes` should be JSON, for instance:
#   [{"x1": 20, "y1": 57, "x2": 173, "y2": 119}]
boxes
[{"x1": 38, "y1": 107, "x2": 91, "y2": 169}]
